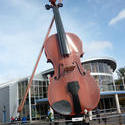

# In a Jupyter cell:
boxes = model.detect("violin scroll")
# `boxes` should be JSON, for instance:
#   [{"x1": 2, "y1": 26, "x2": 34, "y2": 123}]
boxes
[
  {"x1": 45, "y1": 1, "x2": 63, "y2": 10},
  {"x1": 49, "y1": 0, "x2": 63, "y2": 5}
]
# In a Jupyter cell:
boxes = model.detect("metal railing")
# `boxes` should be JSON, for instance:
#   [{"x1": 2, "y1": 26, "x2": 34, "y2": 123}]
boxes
[
  {"x1": 1, "y1": 114, "x2": 125, "y2": 125},
  {"x1": 100, "y1": 85, "x2": 125, "y2": 92},
  {"x1": 92, "y1": 108, "x2": 118, "y2": 116}
]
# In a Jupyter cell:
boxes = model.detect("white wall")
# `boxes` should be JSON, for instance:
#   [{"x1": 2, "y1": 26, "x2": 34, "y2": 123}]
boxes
[{"x1": 9, "y1": 82, "x2": 19, "y2": 119}]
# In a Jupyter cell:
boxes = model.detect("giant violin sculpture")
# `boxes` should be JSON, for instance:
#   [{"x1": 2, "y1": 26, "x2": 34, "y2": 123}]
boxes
[{"x1": 44, "y1": 0, "x2": 100, "y2": 115}]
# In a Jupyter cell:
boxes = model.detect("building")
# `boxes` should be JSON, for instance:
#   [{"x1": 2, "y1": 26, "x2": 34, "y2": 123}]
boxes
[
  {"x1": 0, "y1": 57, "x2": 125, "y2": 122},
  {"x1": 82, "y1": 57, "x2": 125, "y2": 115},
  {"x1": 0, "y1": 74, "x2": 49, "y2": 122}
]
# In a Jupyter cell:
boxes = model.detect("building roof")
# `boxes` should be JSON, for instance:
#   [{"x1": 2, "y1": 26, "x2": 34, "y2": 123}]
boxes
[
  {"x1": 0, "y1": 79, "x2": 19, "y2": 89},
  {"x1": 0, "y1": 73, "x2": 46, "y2": 88},
  {"x1": 82, "y1": 57, "x2": 117, "y2": 71},
  {"x1": 0, "y1": 57, "x2": 117, "y2": 88},
  {"x1": 41, "y1": 57, "x2": 117, "y2": 75}
]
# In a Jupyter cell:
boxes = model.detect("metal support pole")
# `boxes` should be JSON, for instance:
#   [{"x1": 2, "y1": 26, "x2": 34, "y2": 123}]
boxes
[
  {"x1": 112, "y1": 73, "x2": 121, "y2": 113},
  {"x1": 115, "y1": 94, "x2": 121, "y2": 114},
  {"x1": 29, "y1": 88, "x2": 32, "y2": 122}
]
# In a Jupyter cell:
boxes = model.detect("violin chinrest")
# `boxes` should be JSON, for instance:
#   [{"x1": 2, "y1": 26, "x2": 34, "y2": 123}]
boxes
[{"x1": 52, "y1": 100, "x2": 72, "y2": 115}]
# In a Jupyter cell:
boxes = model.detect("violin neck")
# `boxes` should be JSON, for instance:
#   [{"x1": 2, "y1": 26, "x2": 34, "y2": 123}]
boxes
[{"x1": 52, "y1": 6, "x2": 70, "y2": 57}]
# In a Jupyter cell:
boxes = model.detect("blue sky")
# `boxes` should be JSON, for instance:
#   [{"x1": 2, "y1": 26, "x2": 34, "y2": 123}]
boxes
[{"x1": 0, "y1": 0, "x2": 125, "y2": 83}]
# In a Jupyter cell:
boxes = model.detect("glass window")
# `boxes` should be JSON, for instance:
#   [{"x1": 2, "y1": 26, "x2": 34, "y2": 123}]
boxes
[
  {"x1": 39, "y1": 81, "x2": 42, "y2": 87},
  {"x1": 98, "y1": 75, "x2": 114, "y2": 91},
  {"x1": 93, "y1": 75, "x2": 99, "y2": 83},
  {"x1": 103, "y1": 63, "x2": 112, "y2": 74},
  {"x1": 39, "y1": 87, "x2": 43, "y2": 97},
  {"x1": 119, "y1": 95, "x2": 125, "y2": 108},
  {"x1": 83, "y1": 63, "x2": 91, "y2": 71},
  {"x1": 31, "y1": 86, "x2": 35, "y2": 96},
  {"x1": 91, "y1": 62, "x2": 98, "y2": 72},
  {"x1": 34, "y1": 87, "x2": 39, "y2": 96},
  {"x1": 107, "y1": 65, "x2": 112, "y2": 74},
  {"x1": 98, "y1": 62, "x2": 104, "y2": 73},
  {"x1": 103, "y1": 63, "x2": 107, "y2": 73},
  {"x1": 97, "y1": 96, "x2": 116, "y2": 112}
]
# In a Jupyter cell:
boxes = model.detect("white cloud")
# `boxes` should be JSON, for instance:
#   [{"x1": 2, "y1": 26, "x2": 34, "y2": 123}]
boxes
[
  {"x1": 83, "y1": 40, "x2": 113, "y2": 58},
  {"x1": 0, "y1": 0, "x2": 115, "y2": 84},
  {"x1": 109, "y1": 9, "x2": 125, "y2": 25},
  {"x1": 10, "y1": 0, "x2": 40, "y2": 9},
  {"x1": 0, "y1": 31, "x2": 53, "y2": 84},
  {"x1": 0, "y1": 0, "x2": 55, "y2": 84}
]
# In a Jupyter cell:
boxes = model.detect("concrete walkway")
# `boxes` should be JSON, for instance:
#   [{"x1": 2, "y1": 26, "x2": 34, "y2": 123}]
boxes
[{"x1": 1, "y1": 114, "x2": 125, "y2": 125}]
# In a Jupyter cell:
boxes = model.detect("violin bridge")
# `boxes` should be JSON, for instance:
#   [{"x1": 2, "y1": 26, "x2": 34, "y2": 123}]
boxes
[{"x1": 64, "y1": 65, "x2": 75, "y2": 72}]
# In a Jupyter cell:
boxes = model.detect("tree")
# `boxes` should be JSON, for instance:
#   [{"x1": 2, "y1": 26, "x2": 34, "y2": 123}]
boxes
[
  {"x1": 117, "y1": 67, "x2": 125, "y2": 79},
  {"x1": 115, "y1": 67, "x2": 125, "y2": 88}
]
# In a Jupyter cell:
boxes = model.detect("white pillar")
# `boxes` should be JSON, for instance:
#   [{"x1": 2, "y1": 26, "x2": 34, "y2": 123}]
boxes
[
  {"x1": 29, "y1": 88, "x2": 32, "y2": 122},
  {"x1": 113, "y1": 78, "x2": 121, "y2": 113},
  {"x1": 115, "y1": 94, "x2": 121, "y2": 114}
]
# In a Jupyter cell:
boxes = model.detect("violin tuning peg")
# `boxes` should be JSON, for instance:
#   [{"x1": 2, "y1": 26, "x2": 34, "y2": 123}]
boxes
[
  {"x1": 58, "y1": 3, "x2": 63, "y2": 7},
  {"x1": 45, "y1": 4, "x2": 52, "y2": 10}
]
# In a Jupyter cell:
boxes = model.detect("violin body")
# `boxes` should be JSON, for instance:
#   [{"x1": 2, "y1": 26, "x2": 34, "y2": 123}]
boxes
[
  {"x1": 44, "y1": 1, "x2": 100, "y2": 116},
  {"x1": 44, "y1": 32, "x2": 100, "y2": 115}
]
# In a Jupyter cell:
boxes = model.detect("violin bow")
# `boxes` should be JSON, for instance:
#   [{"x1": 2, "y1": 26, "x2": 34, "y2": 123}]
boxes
[{"x1": 17, "y1": 16, "x2": 54, "y2": 113}]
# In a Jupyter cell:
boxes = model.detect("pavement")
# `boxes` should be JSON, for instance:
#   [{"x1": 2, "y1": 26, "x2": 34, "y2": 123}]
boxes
[{"x1": 0, "y1": 113, "x2": 125, "y2": 125}]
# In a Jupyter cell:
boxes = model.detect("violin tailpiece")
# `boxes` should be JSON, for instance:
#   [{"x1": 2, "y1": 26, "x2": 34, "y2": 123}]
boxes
[{"x1": 67, "y1": 81, "x2": 82, "y2": 114}]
